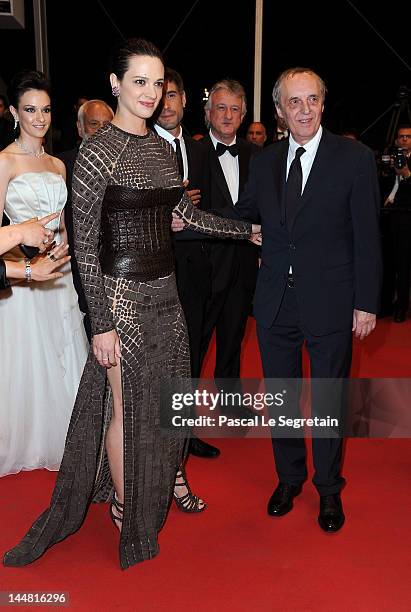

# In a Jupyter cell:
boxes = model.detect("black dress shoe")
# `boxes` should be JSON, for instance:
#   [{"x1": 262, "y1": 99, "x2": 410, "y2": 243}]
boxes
[
  {"x1": 318, "y1": 494, "x2": 345, "y2": 533},
  {"x1": 189, "y1": 437, "x2": 220, "y2": 458},
  {"x1": 393, "y1": 308, "x2": 407, "y2": 323},
  {"x1": 267, "y1": 482, "x2": 302, "y2": 517}
]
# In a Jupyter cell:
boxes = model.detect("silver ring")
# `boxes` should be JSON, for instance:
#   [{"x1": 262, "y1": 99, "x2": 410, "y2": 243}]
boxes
[{"x1": 48, "y1": 253, "x2": 57, "y2": 262}]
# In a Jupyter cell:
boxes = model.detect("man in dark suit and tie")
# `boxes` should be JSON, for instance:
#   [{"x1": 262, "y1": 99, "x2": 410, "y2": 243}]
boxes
[
  {"x1": 200, "y1": 79, "x2": 259, "y2": 391},
  {"x1": 235, "y1": 67, "x2": 382, "y2": 532},
  {"x1": 154, "y1": 68, "x2": 220, "y2": 459}
]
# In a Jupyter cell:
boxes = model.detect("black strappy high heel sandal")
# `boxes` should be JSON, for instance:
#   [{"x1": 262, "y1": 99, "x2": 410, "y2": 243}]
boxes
[
  {"x1": 109, "y1": 494, "x2": 124, "y2": 530},
  {"x1": 173, "y1": 467, "x2": 207, "y2": 513}
]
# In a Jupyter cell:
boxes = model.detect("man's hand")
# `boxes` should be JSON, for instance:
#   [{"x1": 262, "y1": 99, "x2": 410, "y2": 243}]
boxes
[
  {"x1": 182, "y1": 179, "x2": 201, "y2": 207},
  {"x1": 171, "y1": 212, "x2": 185, "y2": 233},
  {"x1": 187, "y1": 188, "x2": 201, "y2": 206},
  {"x1": 249, "y1": 224, "x2": 262, "y2": 245},
  {"x1": 352, "y1": 309, "x2": 376, "y2": 340}
]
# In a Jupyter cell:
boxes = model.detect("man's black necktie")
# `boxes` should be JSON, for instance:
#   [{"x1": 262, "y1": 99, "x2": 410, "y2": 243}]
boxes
[
  {"x1": 285, "y1": 146, "x2": 306, "y2": 230},
  {"x1": 216, "y1": 142, "x2": 239, "y2": 157},
  {"x1": 174, "y1": 138, "x2": 184, "y2": 179}
]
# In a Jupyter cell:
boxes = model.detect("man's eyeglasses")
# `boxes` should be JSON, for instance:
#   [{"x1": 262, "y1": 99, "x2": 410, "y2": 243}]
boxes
[{"x1": 398, "y1": 134, "x2": 411, "y2": 140}]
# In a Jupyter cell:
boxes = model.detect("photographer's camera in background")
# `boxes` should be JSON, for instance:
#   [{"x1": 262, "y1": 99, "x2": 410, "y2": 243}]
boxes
[
  {"x1": 393, "y1": 148, "x2": 407, "y2": 170},
  {"x1": 379, "y1": 150, "x2": 395, "y2": 177}
]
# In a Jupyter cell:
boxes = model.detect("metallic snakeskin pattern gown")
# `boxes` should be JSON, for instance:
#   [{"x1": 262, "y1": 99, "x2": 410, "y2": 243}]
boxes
[{"x1": 3, "y1": 124, "x2": 251, "y2": 570}]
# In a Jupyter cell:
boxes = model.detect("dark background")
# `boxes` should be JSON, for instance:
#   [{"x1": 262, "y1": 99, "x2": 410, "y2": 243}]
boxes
[{"x1": 1, "y1": 0, "x2": 410, "y2": 150}]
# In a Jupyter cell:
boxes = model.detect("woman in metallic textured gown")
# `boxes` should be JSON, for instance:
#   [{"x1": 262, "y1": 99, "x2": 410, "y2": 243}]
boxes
[{"x1": 3, "y1": 39, "x2": 258, "y2": 570}]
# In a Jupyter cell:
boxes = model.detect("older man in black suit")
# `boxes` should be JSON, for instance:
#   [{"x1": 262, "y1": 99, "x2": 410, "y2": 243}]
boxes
[
  {"x1": 200, "y1": 80, "x2": 259, "y2": 390},
  {"x1": 235, "y1": 68, "x2": 382, "y2": 532}
]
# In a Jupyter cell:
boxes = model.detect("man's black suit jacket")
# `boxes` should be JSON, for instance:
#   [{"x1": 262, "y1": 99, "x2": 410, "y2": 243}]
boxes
[
  {"x1": 57, "y1": 147, "x2": 78, "y2": 253},
  {"x1": 57, "y1": 147, "x2": 89, "y2": 318},
  {"x1": 172, "y1": 133, "x2": 212, "y2": 301},
  {"x1": 235, "y1": 129, "x2": 382, "y2": 336},
  {"x1": 172, "y1": 133, "x2": 210, "y2": 242},
  {"x1": 201, "y1": 135, "x2": 259, "y2": 293}
]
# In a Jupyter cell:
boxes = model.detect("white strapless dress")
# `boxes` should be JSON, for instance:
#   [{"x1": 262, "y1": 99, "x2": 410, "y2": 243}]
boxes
[{"x1": 0, "y1": 172, "x2": 89, "y2": 476}]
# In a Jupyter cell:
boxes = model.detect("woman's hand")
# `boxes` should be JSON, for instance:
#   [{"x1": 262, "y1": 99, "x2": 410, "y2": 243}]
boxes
[
  {"x1": 31, "y1": 242, "x2": 70, "y2": 281},
  {"x1": 92, "y1": 329, "x2": 121, "y2": 368},
  {"x1": 19, "y1": 213, "x2": 59, "y2": 252},
  {"x1": 30, "y1": 244, "x2": 71, "y2": 281}
]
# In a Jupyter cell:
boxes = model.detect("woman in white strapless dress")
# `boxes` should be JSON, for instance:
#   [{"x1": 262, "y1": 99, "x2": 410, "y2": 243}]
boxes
[{"x1": 0, "y1": 70, "x2": 89, "y2": 476}]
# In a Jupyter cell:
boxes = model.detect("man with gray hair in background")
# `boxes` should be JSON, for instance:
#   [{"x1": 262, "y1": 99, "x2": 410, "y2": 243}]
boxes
[{"x1": 199, "y1": 79, "x2": 260, "y2": 413}]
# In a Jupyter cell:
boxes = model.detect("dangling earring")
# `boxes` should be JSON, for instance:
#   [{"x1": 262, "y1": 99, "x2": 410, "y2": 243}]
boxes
[
  {"x1": 13, "y1": 116, "x2": 19, "y2": 130},
  {"x1": 111, "y1": 86, "x2": 120, "y2": 97}
]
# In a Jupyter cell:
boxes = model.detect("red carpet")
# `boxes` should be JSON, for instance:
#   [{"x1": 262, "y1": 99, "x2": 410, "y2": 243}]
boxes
[{"x1": 1, "y1": 318, "x2": 411, "y2": 611}]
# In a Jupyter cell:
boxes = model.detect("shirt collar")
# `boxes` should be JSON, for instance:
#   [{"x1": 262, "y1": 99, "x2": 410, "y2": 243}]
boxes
[
  {"x1": 209, "y1": 129, "x2": 237, "y2": 150},
  {"x1": 154, "y1": 123, "x2": 182, "y2": 144},
  {"x1": 289, "y1": 125, "x2": 323, "y2": 157}
]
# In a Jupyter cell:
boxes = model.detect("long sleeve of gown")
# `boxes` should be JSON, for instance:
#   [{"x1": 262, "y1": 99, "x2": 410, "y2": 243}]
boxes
[
  {"x1": 72, "y1": 139, "x2": 115, "y2": 336},
  {"x1": 174, "y1": 192, "x2": 252, "y2": 239}
]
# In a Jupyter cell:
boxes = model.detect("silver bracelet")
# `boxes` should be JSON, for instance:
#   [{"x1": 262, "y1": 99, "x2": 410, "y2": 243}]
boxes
[{"x1": 24, "y1": 258, "x2": 32, "y2": 283}]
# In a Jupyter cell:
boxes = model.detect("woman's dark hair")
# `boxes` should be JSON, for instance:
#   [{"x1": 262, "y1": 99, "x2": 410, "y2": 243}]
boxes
[
  {"x1": 110, "y1": 38, "x2": 164, "y2": 80},
  {"x1": 7, "y1": 69, "x2": 51, "y2": 108}
]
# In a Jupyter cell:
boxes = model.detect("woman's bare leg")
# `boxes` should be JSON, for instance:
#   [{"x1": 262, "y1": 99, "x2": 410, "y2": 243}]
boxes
[
  {"x1": 106, "y1": 363, "x2": 124, "y2": 528},
  {"x1": 106, "y1": 361, "x2": 205, "y2": 517}
]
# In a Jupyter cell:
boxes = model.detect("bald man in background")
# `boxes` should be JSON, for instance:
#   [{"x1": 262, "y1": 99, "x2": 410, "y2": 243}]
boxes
[
  {"x1": 246, "y1": 121, "x2": 267, "y2": 147},
  {"x1": 58, "y1": 100, "x2": 114, "y2": 340}
]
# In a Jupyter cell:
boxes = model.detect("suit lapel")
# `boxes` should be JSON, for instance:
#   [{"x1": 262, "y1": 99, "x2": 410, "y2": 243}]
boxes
[
  {"x1": 273, "y1": 139, "x2": 288, "y2": 222},
  {"x1": 203, "y1": 135, "x2": 233, "y2": 207},
  {"x1": 184, "y1": 135, "x2": 193, "y2": 167},
  {"x1": 291, "y1": 129, "x2": 336, "y2": 230},
  {"x1": 238, "y1": 138, "x2": 251, "y2": 195}
]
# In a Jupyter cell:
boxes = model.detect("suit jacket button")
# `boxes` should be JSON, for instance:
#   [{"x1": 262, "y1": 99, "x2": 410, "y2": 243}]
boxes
[{"x1": 289, "y1": 243, "x2": 296, "y2": 250}]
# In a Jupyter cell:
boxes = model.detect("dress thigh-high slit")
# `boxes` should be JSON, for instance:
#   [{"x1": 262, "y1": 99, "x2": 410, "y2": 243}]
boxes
[
  {"x1": 3, "y1": 274, "x2": 189, "y2": 570},
  {"x1": 100, "y1": 274, "x2": 190, "y2": 567}
]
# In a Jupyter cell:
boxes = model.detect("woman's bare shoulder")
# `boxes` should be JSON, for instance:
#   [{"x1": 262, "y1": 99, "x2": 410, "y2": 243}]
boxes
[
  {"x1": 0, "y1": 149, "x2": 16, "y2": 182},
  {"x1": 48, "y1": 155, "x2": 66, "y2": 179}
]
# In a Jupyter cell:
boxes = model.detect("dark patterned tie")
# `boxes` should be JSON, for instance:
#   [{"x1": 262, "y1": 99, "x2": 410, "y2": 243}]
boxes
[
  {"x1": 285, "y1": 146, "x2": 306, "y2": 230},
  {"x1": 174, "y1": 138, "x2": 184, "y2": 179}
]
